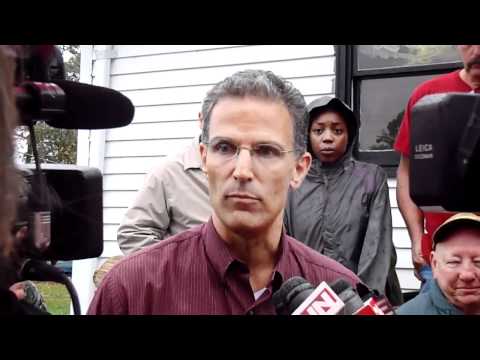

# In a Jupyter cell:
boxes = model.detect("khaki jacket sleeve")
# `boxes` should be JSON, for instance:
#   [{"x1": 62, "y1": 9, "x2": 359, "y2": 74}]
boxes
[{"x1": 117, "y1": 164, "x2": 171, "y2": 255}]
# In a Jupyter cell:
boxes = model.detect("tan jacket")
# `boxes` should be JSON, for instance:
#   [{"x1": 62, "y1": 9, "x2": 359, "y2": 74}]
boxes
[{"x1": 117, "y1": 137, "x2": 211, "y2": 255}]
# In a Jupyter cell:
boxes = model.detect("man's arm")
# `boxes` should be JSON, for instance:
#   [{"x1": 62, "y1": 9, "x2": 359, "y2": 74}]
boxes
[
  {"x1": 117, "y1": 166, "x2": 171, "y2": 255},
  {"x1": 396, "y1": 155, "x2": 425, "y2": 278},
  {"x1": 357, "y1": 169, "x2": 392, "y2": 293}
]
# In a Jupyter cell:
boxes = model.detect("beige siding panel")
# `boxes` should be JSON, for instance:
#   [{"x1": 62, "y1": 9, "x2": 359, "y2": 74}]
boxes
[
  {"x1": 104, "y1": 157, "x2": 165, "y2": 175},
  {"x1": 103, "y1": 190, "x2": 138, "y2": 207},
  {"x1": 104, "y1": 224, "x2": 119, "y2": 241},
  {"x1": 111, "y1": 57, "x2": 335, "y2": 91},
  {"x1": 103, "y1": 174, "x2": 147, "y2": 191},
  {"x1": 396, "y1": 248, "x2": 415, "y2": 269},
  {"x1": 397, "y1": 269, "x2": 421, "y2": 290},
  {"x1": 101, "y1": 240, "x2": 124, "y2": 258},
  {"x1": 389, "y1": 188, "x2": 398, "y2": 207},
  {"x1": 132, "y1": 103, "x2": 201, "y2": 124},
  {"x1": 121, "y1": 76, "x2": 333, "y2": 108},
  {"x1": 105, "y1": 138, "x2": 193, "y2": 158},
  {"x1": 393, "y1": 228, "x2": 412, "y2": 249},
  {"x1": 392, "y1": 208, "x2": 407, "y2": 228},
  {"x1": 113, "y1": 45, "x2": 242, "y2": 58},
  {"x1": 304, "y1": 94, "x2": 335, "y2": 105},
  {"x1": 106, "y1": 121, "x2": 199, "y2": 141},
  {"x1": 111, "y1": 45, "x2": 334, "y2": 75},
  {"x1": 104, "y1": 207, "x2": 128, "y2": 225}
]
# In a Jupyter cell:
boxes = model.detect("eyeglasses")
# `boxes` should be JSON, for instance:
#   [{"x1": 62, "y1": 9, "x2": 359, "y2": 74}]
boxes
[{"x1": 204, "y1": 138, "x2": 295, "y2": 165}]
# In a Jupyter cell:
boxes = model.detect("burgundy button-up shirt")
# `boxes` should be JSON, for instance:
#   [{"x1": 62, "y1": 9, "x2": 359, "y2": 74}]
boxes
[{"x1": 88, "y1": 219, "x2": 360, "y2": 315}]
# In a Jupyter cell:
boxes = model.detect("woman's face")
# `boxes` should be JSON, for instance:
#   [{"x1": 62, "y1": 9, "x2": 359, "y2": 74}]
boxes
[{"x1": 309, "y1": 111, "x2": 349, "y2": 163}]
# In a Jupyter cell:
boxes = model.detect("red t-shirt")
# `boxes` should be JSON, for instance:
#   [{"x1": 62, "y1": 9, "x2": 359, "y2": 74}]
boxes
[{"x1": 394, "y1": 69, "x2": 478, "y2": 263}]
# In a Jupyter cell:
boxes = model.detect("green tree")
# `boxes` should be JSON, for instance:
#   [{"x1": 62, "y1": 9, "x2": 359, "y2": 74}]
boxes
[
  {"x1": 17, "y1": 45, "x2": 80, "y2": 164},
  {"x1": 370, "y1": 110, "x2": 404, "y2": 150}
]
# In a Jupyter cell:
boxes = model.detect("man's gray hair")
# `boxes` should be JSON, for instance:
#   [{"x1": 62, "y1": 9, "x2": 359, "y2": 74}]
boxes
[{"x1": 201, "y1": 69, "x2": 308, "y2": 155}]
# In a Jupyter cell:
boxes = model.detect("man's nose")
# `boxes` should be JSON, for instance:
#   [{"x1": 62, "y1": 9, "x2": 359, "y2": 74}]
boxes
[
  {"x1": 458, "y1": 263, "x2": 478, "y2": 282},
  {"x1": 232, "y1": 148, "x2": 254, "y2": 182}
]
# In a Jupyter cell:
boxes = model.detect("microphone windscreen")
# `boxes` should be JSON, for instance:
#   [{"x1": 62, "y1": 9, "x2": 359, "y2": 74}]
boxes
[
  {"x1": 48, "y1": 80, "x2": 135, "y2": 129},
  {"x1": 329, "y1": 278, "x2": 352, "y2": 295}
]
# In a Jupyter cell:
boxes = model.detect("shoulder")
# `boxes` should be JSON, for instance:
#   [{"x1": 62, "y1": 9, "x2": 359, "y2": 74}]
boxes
[
  {"x1": 352, "y1": 160, "x2": 386, "y2": 177},
  {"x1": 410, "y1": 70, "x2": 460, "y2": 103},
  {"x1": 396, "y1": 292, "x2": 432, "y2": 315},
  {"x1": 286, "y1": 236, "x2": 360, "y2": 285},
  {"x1": 105, "y1": 226, "x2": 204, "y2": 281},
  {"x1": 350, "y1": 160, "x2": 388, "y2": 188},
  {"x1": 144, "y1": 156, "x2": 185, "y2": 186}
]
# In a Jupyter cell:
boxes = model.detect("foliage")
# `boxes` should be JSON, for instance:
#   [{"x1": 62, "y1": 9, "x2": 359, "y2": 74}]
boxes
[{"x1": 17, "y1": 45, "x2": 80, "y2": 164}]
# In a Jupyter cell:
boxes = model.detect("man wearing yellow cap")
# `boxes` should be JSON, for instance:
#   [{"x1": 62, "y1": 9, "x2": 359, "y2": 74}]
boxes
[{"x1": 397, "y1": 213, "x2": 480, "y2": 315}]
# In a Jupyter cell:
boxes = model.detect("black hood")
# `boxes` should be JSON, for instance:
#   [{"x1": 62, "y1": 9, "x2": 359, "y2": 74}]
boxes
[{"x1": 306, "y1": 96, "x2": 359, "y2": 156}]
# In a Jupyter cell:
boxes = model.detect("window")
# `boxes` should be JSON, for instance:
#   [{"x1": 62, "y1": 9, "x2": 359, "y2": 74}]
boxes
[{"x1": 335, "y1": 45, "x2": 463, "y2": 176}]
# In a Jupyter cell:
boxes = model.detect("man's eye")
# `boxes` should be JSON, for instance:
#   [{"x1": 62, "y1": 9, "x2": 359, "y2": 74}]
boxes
[
  {"x1": 446, "y1": 260, "x2": 461, "y2": 266},
  {"x1": 255, "y1": 145, "x2": 282, "y2": 158},
  {"x1": 334, "y1": 128, "x2": 344, "y2": 135},
  {"x1": 213, "y1": 142, "x2": 236, "y2": 155},
  {"x1": 312, "y1": 129, "x2": 323, "y2": 135}
]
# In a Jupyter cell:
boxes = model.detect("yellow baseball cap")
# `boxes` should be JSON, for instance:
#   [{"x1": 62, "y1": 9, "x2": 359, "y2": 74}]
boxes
[{"x1": 432, "y1": 212, "x2": 480, "y2": 248}]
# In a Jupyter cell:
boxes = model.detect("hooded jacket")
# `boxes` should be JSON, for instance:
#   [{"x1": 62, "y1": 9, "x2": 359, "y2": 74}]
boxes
[{"x1": 284, "y1": 97, "x2": 402, "y2": 304}]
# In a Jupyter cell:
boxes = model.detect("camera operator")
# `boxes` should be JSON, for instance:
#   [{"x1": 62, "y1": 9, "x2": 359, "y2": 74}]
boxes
[
  {"x1": 395, "y1": 45, "x2": 480, "y2": 293},
  {"x1": 0, "y1": 45, "x2": 49, "y2": 315}
]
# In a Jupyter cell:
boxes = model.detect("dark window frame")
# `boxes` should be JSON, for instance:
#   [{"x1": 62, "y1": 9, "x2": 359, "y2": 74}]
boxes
[{"x1": 335, "y1": 45, "x2": 463, "y2": 177}]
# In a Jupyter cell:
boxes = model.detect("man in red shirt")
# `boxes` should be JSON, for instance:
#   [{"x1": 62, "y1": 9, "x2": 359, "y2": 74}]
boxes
[
  {"x1": 395, "y1": 45, "x2": 480, "y2": 291},
  {"x1": 88, "y1": 70, "x2": 360, "y2": 315}
]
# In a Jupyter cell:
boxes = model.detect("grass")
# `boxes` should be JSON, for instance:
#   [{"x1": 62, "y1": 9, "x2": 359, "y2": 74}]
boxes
[{"x1": 34, "y1": 281, "x2": 71, "y2": 315}]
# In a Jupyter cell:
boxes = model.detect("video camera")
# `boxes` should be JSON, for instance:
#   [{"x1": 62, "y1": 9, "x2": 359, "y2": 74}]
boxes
[
  {"x1": 11, "y1": 45, "x2": 134, "y2": 314},
  {"x1": 410, "y1": 92, "x2": 480, "y2": 212}
]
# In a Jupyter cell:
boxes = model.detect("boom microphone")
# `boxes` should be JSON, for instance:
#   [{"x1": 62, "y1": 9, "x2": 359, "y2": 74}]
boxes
[{"x1": 16, "y1": 80, "x2": 135, "y2": 129}]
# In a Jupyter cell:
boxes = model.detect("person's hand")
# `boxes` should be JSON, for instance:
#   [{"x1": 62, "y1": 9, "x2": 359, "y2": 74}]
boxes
[
  {"x1": 411, "y1": 244, "x2": 427, "y2": 280},
  {"x1": 9, "y1": 282, "x2": 27, "y2": 300}
]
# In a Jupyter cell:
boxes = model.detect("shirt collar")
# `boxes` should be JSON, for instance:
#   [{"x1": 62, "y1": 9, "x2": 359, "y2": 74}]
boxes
[
  {"x1": 429, "y1": 279, "x2": 464, "y2": 315},
  {"x1": 182, "y1": 135, "x2": 203, "y2": 171},
  {"x1": 203, "y1": 218, "x2": 291, "y2": 290},
  {"x1": 203, "y1": 219, "x2": 237, "y2": 282}
]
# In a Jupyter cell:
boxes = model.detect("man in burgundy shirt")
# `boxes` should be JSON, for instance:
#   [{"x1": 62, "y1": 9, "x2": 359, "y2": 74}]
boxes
[
  {"x1": 395, "y1": 45, "x2": 480, "y2": 292},
  {"x1": 88, "y1": 69, "x2": 360, "y2": 315}
]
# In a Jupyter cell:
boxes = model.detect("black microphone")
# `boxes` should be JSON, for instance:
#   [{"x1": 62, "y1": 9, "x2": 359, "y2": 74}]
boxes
[
  {"x1": 16, "y1": 80, "x2": 135, "y2": 129},
  {"x1": 272, "y1": 277, "x2": 346, "y2": 315}
]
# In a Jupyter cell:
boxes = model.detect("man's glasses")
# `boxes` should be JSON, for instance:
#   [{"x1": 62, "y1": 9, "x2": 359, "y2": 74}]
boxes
[{"x1": 204, "y1": 138, "x2": 295, "y2": 165}]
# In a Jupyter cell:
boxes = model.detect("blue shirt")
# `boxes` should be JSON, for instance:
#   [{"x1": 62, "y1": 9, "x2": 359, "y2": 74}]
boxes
[{"x1": 397, "y1": 279, "x2": 464, "y2": 315}]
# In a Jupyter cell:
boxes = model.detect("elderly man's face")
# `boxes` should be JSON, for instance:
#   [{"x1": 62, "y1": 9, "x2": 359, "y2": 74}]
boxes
[
  {"x1": 458, "y1": 45, "x2": 480, "y2": 81},
  {"x1": 431, "y1": 228, "x2": 480, "y2": 314},
  {"x1": 200, "y1": 96, "x2": 310, "y2": 238}
]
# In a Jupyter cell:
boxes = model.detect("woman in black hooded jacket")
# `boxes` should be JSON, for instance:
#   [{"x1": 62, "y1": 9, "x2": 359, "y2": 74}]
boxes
[{"x1": 284, "y1": 96, "x2": 403, "y2": 306}]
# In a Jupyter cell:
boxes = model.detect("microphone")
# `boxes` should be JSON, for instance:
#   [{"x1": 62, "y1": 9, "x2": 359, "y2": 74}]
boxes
[
  {"x1": 333, "y1": 279, "x2": 396, "y2": 315},
  {"x1": 271, "y1": 276, "x2": 345, "y2": 315},
  {"x1": 16, "y1": 80, "x2": 135, "y2": 129},
  {"x1": 272, "y1": 277, "x2": 394, "y2": 315}
]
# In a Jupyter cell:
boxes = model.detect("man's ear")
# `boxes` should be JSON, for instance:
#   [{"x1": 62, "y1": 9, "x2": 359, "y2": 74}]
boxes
[
  {"x1": 289, "y1": 152, "x2": 312, "y2": 190},
  {"x1": 199, "y1": 142, "x2": 208, "y2": 173},
  {"x1": 198, "y1": 112, "x2": 204, "y2": 130},
  {"x1": 430, "y1": 250, "x2": 438, "y2": 278}
]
